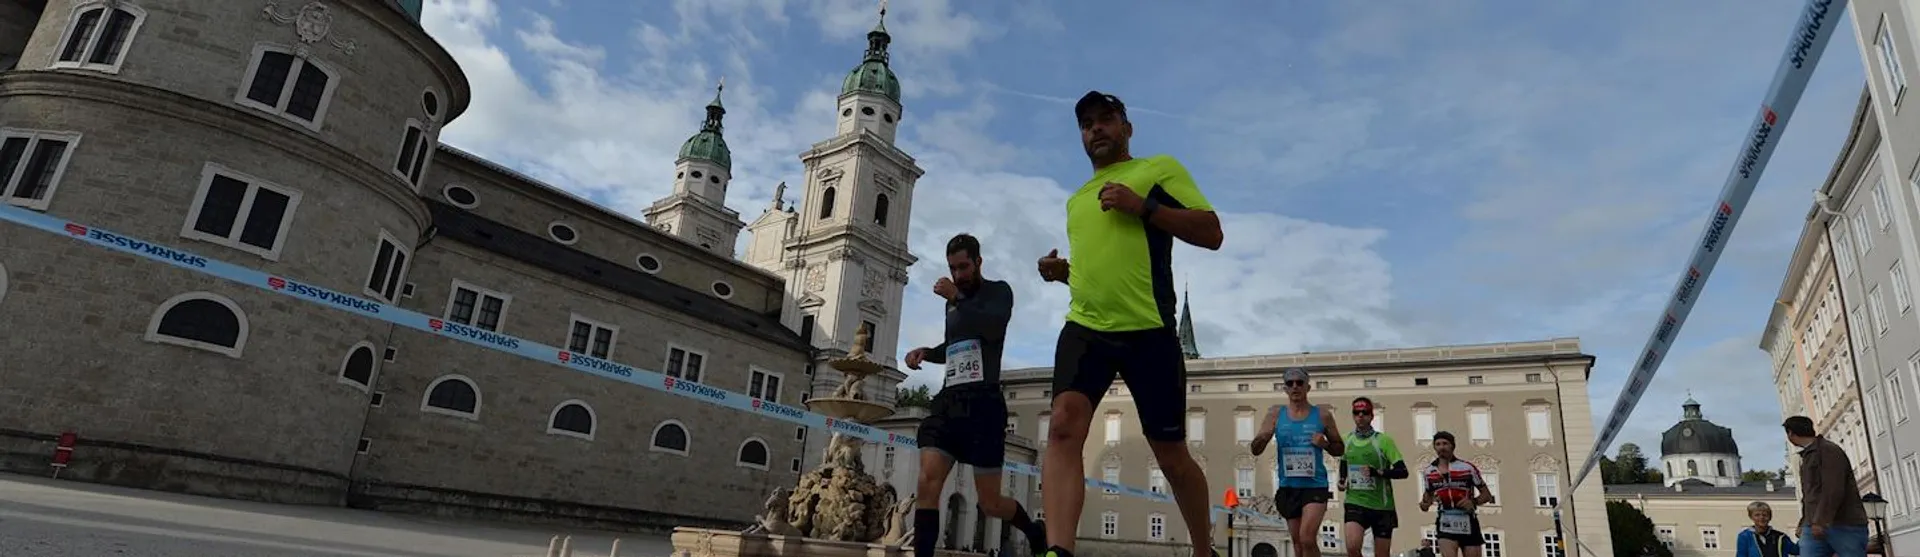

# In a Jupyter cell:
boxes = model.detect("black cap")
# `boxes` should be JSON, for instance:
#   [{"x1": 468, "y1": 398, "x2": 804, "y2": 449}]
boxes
[{"x1": 1075, "y1": 90, "x2": 1127, "y2": 120}]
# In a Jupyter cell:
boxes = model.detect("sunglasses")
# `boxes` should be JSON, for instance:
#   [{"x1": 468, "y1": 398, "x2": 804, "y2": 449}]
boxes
[
  {"x1": 1284, "y1": 380, "x2": 1308, "y2": 387},
  {"x1": 1352, "y1": 408, "x2": 1373, "y2": 414}
]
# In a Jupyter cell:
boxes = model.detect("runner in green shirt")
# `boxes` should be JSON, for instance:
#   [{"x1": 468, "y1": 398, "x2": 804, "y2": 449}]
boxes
[{"x1": 1338, "y1": 397, "x2": 1409, "y2": 557}]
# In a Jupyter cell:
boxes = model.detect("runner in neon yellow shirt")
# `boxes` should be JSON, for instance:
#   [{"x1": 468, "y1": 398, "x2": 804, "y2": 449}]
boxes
[
  {"x1": 1338, "y1": 397, "x2": 1410, "y2": 557},
  {"x1": 1034, "y1": 91, "x2": 1226, "y2": 557}
]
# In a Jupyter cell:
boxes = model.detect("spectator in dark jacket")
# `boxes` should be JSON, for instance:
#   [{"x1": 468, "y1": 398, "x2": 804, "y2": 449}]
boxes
[
  {"x1": 1783, "y1": 416, "x2": 1868, "y2": 557},
  {"x1": 1736, "y1": 501, "x2": 1799, "y2": 557}
]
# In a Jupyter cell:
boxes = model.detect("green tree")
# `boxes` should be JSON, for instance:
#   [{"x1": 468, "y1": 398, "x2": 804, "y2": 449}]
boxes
[
  {"x1": 896, "y1": 384, "x2": 933, "y2": 409},
  {"x1": 1602, "y1": 443, "x2": 1664, "y2": 485},
  {"x1": 1608, "y1": 500, "x2": 1675, "y2": 557},
  {"x1": 1741, "y1": 469, "x2": 1781, "y2": 483}
]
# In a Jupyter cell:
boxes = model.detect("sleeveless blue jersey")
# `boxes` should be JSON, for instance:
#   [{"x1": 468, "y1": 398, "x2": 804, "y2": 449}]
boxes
[{"x1": 1274, "y1": 406, "x2": 1329, "y2": 488}]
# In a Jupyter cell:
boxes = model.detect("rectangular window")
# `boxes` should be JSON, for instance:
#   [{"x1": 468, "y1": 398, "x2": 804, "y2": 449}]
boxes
[
  {"x1": 1871, "y1": 286, "x2": 1890, "y2": 334},
  {"x1": 566, "y1": 315, "x2": 617, "y2": 359},
  {"x1": 1876, "y1": 179, "x2": 1895, "y2": 229},
  {"x1": 1236, "y1": 415, "x2": 1255, "y2": 442},
  {"x1": 749, "y1": 367, "x2": 782, "y2": 403},
  {"x1": 1468, "y1": 375, "x2": 1484, "y2": 385},
  {"x1": 1102, "y1": 466, "x2": 1119, "y2": 494},
  {"x1": 52, "y1": 4, "x2": 142, "y2": 73},
  {"x1": 392, "y1": 120, "x2": 434, "y2": 187},
  {"x1": 1415, "y1": 410, "x2": 1436, "y2": 442},
  {"x1": 1320, "y1": 523, "x2": 1340, "y2": 549},
  {"x1": 1902, "y1": 456, "x2": 1920, "y2": 512},
  {"x1": 1237, "y1": 383, "x2": 1249, "y2": 392},
  {"x1": 795, "y1": 426, "x2": 806, "y2": 441},
  {"x1": 1315, "y1": 380, "x2": 1329, "y2": 389},
  {"x1": 181, "y1": 163, "x2": 300, "y2": 259},
  {"x1": 1150, "y1": 469, "x2": 1167, "y2": 494},
  {"x1": 1527, "y1": 407, "x2": 1552, "y2": 442},
  {"x1": 1469, "y1": 407, "x2": 1492, "y2": 441},
  {"x1": 444, "y1": 280, "x2": 509, "y2": 332},
  {"x1": 1879, "y1": 19, "x2": 1909, "y2": 101},
  {"x1": 798, "y1": 314, "x2": 816, "y2": 344},
  {"x1": 1898, "y1": 262, "x2": 1915, "y2": 312},
  {"x1": 1005, "y1": 417, "x2": 1016, "y2": 434},
  {"x1": 1363, "y1": 379, "x2": 1378, "y2": 388},
  {"x1": 1834, "y1": 225, "x2": 1857, "y2": 275},
  {"x1": 1188, "y1": 411, "x2": 1206, "y2": 441},
  {"x1": 1483, "y1": 531, "x2": 1504, "y2": 557},
  {"x1": 1483, "y1": 472, "x2": 1501, "y2": 506},
  {"x1": 1855, "y1": 210, "x2": 1875, "y2": 254},
  {"x1": 1526, "y1": 373, "x2": 1543, "y2": 383},
  {"x1": 1372, "y1": 409, "x2": 1385, "y2": 432},
  {"x1": 363, "y1": 232, "x2": 411, "y2": 302},
  {"x1": 1892, "y1": 365, "x2": 1912, "y2": 423},
  {"x1": 1700, "y1": 527, "x2": 1720, "y2": 550},
  {"x1": 1036, "y1": 414, "x2": 1049, "y2": 445},
  {"x1": 1533, "y1": 473, "x2": 1559, "y2": 508},
  {"x1": 1236, "y1": 466, "x2": 1255, "y2": 498},
  {"x1": 859, "y1": 320, "x2": 877, "y2": 353},
  {"x1": 1189, "y1": 384, "x2": 1201, "y2": 393},
  {"x1": 0, "y1": 129, "x2": 80, "y2": 210},
  {"x1": 1100, "y1": 512, "x2": 1118, "y2": 538},
  {"x1": 1148, "y1": 514, "x2": 1165, "y2": 540},
  {"x1": 665, "y1": 345, "x2": 707, "y2": 382},
  {"x1": 238, "y1": 45, "x2": 337, "y2": 128},
  {"x1": 1105, "y1": 414, "x2": 1121, "y2": 444}
]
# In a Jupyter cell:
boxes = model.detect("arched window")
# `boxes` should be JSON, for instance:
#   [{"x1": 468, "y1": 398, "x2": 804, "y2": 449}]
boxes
[
  {"x1": 737, "y1": 438, "x2": 770, "y2": 470},
  {"x1": 652, "y1": 421, "x2": 690, "y2": 455},
  {"x1": 338, "y1": 342, "x2": 377, "y2": 389},
  {"x1": 144, "y1": 292, "x2": 248, "y2": 358},
  {"x1": 421, "y1": 375, "x2": 480, "y2": 419},
  {"x1": 52, "y1": 2, "x2": 148, "y2": 74},
  {"x1": 1716, "y1": 460, "x2": 1727, "y2": 478},
  {"x1": 547, "y1": 400, "x2": 596, "y2": 440},
  {"x1": 1686, "y1": 459, "x2": 1698, "y2": 477},
  {"x1": 818, "y1": 187, "x2": 837, "y2": 219},
  {"x1": 874, "y1": 193, "x2": 890, "y2": 226},
  {"x1": 237, "y1": 43, "x2": 339, "y2": 130}
]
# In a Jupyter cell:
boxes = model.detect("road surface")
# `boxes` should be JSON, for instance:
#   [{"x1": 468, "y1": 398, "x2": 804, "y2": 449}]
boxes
[{"x1": 0, "y1": 474, "x2": 674, "y2": 556}]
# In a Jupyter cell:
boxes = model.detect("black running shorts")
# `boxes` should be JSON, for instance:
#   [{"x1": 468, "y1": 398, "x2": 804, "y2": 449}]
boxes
[
  {"x1": 1345, "y1": 505, "x2": 1399, "y2": 538},
  {"x1": 915, "y1": 386, "x2": 1008, "y2": 470},
  {"x1": 1051, "y1": 321, "x2": 1188, "y2": 442}
]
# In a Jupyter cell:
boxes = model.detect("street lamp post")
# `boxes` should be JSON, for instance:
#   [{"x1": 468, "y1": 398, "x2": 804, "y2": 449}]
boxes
[{"x1": 1862, "y1": 492, "x2": 1889, "y2": 556}]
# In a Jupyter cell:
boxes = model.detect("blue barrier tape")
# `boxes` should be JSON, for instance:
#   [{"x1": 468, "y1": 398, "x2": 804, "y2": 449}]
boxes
[
  {"x1": 0, "y1": 203, "x2": 1288, "y2": 527},
  {"x1": 1572, "y1": 0, "x2": 1847, "y2": 488}
]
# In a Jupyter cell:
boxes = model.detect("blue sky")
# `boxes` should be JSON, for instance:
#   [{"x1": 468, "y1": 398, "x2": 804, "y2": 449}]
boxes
[{"x1": 420, "y1": 0, "x2": 1871, "y2": 474}]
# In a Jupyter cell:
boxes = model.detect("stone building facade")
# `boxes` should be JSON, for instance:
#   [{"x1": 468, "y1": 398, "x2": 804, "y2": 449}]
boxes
[
  {"x1": 999, "y1": 337, "x2": 1614, "y2": 557},
  {"x1": 0, "y1": 0, "x2": 922, "y2": 530},
  {"x1": 1606, "y1": 482, "x2": 1801, "y2": 557}
]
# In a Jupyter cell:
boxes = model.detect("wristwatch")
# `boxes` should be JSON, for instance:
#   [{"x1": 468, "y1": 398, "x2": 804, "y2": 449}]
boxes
[{"x1": 1140, "y1": 197, "x2": 1161, "y2": 220}]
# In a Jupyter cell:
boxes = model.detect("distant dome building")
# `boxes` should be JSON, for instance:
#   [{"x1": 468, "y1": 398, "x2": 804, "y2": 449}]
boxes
[{"x1": 1659, "y1": 396, "x2": 1744, "y2": 487}]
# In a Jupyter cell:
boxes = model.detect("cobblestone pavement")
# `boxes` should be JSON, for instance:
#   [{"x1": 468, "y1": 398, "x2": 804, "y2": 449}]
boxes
[{"x1": 0, "y1": 474, "x2": 674, "y2": 557}]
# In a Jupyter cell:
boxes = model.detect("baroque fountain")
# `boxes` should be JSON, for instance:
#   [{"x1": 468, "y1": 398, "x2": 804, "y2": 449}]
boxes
[{"x1": 671, "y1": 326, "x2": 973, "y2": 556}]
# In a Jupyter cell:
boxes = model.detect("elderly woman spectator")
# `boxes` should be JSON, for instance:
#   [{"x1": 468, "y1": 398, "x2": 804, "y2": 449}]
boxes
[{"x1": 1738, "y1": 501, "x2": 1800, "y2": 557}]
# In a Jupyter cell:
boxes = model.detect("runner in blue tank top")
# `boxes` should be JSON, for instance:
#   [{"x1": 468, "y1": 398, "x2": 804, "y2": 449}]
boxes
[{"x1": 1252, "y1": 368, "x2": 1345, "y2": 557}]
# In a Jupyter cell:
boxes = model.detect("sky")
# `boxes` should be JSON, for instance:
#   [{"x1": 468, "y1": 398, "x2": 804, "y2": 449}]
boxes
[{"x1": 417, "y1": 0, "x2": 1873, "y2": 474}]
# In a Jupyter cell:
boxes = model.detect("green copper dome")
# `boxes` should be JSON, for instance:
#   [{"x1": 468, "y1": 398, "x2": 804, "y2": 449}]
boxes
[
  {"x1": 677, "y1": 82, "x2": 731, "y2": 170},
  {"x1": 840, "y1": 13, "x2": 901, "y2": 102}
]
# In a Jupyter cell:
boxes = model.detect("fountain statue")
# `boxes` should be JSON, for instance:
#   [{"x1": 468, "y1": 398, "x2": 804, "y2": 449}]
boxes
[{"x1": 671, "y1": 324, "x2": 976, "y2": 556}]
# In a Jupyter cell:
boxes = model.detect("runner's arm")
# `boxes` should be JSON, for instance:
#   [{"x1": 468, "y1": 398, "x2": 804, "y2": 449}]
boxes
[
  {"x1": 1319, "y1": 406, "x2": 1346, "y2": 457},
  {"x1": 1381, "y1": 435, "x2": 1411, "y2": 479},
  {"x1": 950, "y1": 282, "x2": 1015, "y2": 340},
  {"x1": 921, "y1": 342, "x2": 951, "y2": 364},
  {"x1": 1472, "y1": 469, "x2": 1495, "y2": 505},
  {"x1": 1147, "y1": 156, "x2": 1224, "y2": 251},
  {"x1": 1250, "y1": 405, "x2": 1280, "y2": 455}
]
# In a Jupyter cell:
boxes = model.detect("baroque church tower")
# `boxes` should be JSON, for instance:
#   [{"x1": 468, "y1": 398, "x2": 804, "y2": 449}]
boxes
[
  {"x1": 645, "y1": 80, "x2": 745, "y2": 256},
  {"x1": 743, "y1": 3, "x2": 922, "y2": 467}
]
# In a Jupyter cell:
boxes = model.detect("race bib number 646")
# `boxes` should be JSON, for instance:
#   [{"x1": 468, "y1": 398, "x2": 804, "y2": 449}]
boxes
[{"x1": 944, "y1": 340, "x2": 985, "y2": 387}]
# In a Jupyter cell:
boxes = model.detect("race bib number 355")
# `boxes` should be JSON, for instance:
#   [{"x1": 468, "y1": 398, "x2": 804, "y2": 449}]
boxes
[{"x1": 944, "y1": 340, "x2": 985, "y2": 387}]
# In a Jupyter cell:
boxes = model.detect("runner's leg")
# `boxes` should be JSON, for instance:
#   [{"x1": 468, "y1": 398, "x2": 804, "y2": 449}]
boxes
[
  {"x1": 1125, "y1": 327, "x2": 1213, "y2": 557},
  {"x1": 972, "y1": 471, "x2": 1045, "y2": 553},
  {"x1": 1297, "y1": 496, "x2": 1331, "y2": 557},
  {"x1": 970, "y1": 394, "x2": 1046, "y2": 554},
  {"x1": 1287, "y1": 517, "x2": 1315, "y2": 557},
  {"x1": 915, "y1": 449, "x2": 956, "y2": 557},
  {"x1": 1439, "y1": 539, "x2": 1462, "y2": 557},
  {"x1": 1344, "y1": 518, "x2": 1368, "y2": 557},
  {"x1": 1042, "y1": 322, "x2": 1116, "y2": 556}
]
